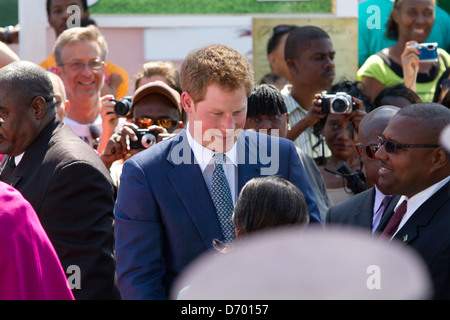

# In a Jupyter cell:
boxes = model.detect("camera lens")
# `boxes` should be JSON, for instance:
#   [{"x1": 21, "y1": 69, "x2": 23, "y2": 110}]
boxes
[
  {"x1": 141, "y1": 133, "x2": 157, "y2": 148},
  {"x1": 331, "y1": 98, "x2": 349, "y2": 113},
  {"x1": 113, "y1": 97, "x2": 132, "y2": 116}
]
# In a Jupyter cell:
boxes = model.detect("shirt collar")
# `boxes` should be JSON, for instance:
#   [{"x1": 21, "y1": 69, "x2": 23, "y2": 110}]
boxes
[{"x1": 185, "y1": 123, "x2": 238, "y2": 173}]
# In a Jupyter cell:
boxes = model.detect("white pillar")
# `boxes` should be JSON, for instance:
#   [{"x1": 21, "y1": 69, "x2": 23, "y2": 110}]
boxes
[{"x1": 18, "y1": 0, "x2": 47, "y2": 62}]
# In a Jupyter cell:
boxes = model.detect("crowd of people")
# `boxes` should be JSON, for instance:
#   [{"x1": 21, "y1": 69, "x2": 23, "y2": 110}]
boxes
[{"x1": 0, "y1": 0, "x2": 449, "y2": 300}]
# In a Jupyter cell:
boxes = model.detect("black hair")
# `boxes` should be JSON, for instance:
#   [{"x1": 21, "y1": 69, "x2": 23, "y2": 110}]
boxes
[
  {"x1": 266, "y1": 24, "x2": 296, "y2": 56},
  {"x1": 432, "y1": 68, "x2": 450, "y2": 103},
  {"x1": 233, "y1": 175, "x2": 309, "y2": 237},
  {"x1": 46, "y1": 0, "x2": 89, "y2": 17},
  {"x1": 374, "y1": 83, "x2": 422, "y2": 108},
  {"x1": 284, "y1": 25, "x2": 330, "y2": 61},
  {"x1": 0, "y1": 61, "x2": 54, "y2": 106},
  {"x1": 246, "y1": 84, "x2": 287, "y2": 118}
]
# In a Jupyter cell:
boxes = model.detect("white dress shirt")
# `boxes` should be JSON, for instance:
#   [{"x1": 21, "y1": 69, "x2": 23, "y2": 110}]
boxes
[
  {"x1": 185, "y1": 124, "x2": 238, "y2": 204},
  {"x1": 393, "y1": 175, "x2": 450, "y2": 238}
]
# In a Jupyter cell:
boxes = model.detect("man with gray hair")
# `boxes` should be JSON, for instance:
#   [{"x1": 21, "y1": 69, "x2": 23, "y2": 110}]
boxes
[{"x1": 0, "y1": 61, "x2": 120, "y2": 300}]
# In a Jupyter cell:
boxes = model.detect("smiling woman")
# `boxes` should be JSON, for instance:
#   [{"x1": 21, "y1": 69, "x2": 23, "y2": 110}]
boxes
[{"x1": 357, "y1": 0, "x2": 450, "y2": 102}]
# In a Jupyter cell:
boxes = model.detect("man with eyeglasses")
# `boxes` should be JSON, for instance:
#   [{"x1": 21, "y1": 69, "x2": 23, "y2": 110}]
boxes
[
  {"x1": 326, "y1": 106, "x2": 400, "y2": 233},
  {"x1": 376, "y1": 102, "x2": 450, "y2": 300},
  {"x1": 54, "y1": 24, "x2": 115, "y2": 150},
  {"x1": 100, "y1": 80, "x2": 183, "y2": 187},
  {"x1": 0, "y1": 61, "x2": 120, "y2": 300},
  {"x1": 41, "y1": 0, "x2": 129, "y2": 100}
]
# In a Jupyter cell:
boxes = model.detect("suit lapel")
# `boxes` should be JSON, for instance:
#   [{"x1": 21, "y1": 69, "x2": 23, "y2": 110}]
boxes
[
  {"x1": 394, "y1": 181, "x2": 450, "y2": 244},
  {"x1": 236, "y1": 132, "x2": 260, "y2": 192},
  {"x1": 166, "y1": 129, "x2": 223, "y2": 246},
  {"x1": 355, "y1": 188, "x2": 375, "y2": 228}
]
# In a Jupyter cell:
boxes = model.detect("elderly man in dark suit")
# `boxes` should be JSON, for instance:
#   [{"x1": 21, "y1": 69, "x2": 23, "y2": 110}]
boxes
[
  {"x1": 376, "y1": 103, "x2": 450, "y2": 300},
  {"x1": 326, "y1": 106, "x2": 401, "y2": 232},
  {"x1": 0, "y1": 61, "x2": 120, "y2": 300}
]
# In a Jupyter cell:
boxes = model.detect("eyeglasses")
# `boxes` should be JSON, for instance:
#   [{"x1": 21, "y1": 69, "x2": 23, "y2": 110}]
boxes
[
  {"x1": 0, "y1": 118, "x2": 4, "y2": 128},
  {"x1": 377, "y1": 136, "x2": 440, "y2": 153},
  {"x1": 134, "y1": 117, "x2": 178, "y2": 130},
  {"x1": 355, "y1": 143, "x2": 378, "y2": 159},
  {"x1": 59, "y1": 60, "x2": 105, "y2": 72}
]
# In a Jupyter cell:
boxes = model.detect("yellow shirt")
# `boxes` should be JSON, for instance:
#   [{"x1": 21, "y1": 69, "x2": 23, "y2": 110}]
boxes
[{"x1": 40, "y1": 53, "x2": 129, "y2": 99}]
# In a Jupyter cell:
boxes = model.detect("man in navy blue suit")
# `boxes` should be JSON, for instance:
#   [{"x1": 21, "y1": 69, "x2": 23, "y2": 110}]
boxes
[{"x1": 114, "y1": 44, "x2": 321, "y2": 300}]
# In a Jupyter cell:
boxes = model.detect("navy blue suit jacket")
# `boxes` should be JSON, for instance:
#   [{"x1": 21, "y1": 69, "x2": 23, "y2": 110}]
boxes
[{"x1": 114, "y1": 129, "x2": 321, "y2": 299}]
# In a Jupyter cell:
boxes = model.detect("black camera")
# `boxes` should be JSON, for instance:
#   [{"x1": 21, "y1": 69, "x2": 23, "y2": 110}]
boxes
[
  {"x1": 321, "y1": 92, "x2": 356, "y2": 114},
  {"x1": 113, "y1": 96, "x2": 133, "y2": 117},
  {"x1": 336, "y1": 161, "x2": 367, "y2": 194},
  {"x1": 130, "y1": 129, "x2": 159, "y2": 149}
]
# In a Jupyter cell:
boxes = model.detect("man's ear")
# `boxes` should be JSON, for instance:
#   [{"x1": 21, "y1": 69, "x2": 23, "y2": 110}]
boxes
[
  {"x1": 30, "y1": 96, "x2": 47, "y2": 120},
  {"x1": 430, "y1": 147, "x2": 449, "y2": 172},
  {"x1": 181, "y1": 92, "x2": 195, "y2": 114},
  {"x1": 286, "y1": 59, "x2": 298, "y2": 74}
]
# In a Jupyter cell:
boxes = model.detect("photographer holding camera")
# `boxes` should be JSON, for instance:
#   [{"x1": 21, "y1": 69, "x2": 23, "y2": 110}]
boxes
[
  {"x1": 100, "y1": 81, "x2": 183, "y2": 186},
  {"x1": 358, "y1": 0, "x2": 450, "y2": 103},
  {"x1": 314, "y1": 84, "x2": 367, "y2": 205}
]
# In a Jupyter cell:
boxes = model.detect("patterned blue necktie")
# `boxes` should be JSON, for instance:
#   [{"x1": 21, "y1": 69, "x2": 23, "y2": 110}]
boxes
[{"x1": 211, "y1": 153, "x2": 236, "y2": 243}]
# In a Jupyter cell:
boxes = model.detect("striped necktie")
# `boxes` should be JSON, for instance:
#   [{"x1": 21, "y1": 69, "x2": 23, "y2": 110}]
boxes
[{"x1": 381, "y1": 200, "x2": 407, "y2": 238}]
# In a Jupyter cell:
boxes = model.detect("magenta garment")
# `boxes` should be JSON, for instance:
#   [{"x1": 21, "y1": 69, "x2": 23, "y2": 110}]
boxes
[{"x1": 0, "y1": 182, "x2": 74, "y2": 300}]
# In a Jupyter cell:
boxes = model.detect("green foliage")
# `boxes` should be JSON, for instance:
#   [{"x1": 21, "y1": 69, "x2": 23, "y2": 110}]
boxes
[{"x1": 89, "y1": 0, "x2": 331, "y2": 14}]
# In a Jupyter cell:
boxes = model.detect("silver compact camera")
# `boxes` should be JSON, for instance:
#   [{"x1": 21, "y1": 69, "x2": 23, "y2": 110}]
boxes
[{"x1": 321, "y1": 92, "x2": 355, "y2": 114}]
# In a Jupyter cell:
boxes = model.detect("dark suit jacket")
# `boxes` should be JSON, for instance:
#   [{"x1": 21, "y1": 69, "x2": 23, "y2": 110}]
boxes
[
  {"x1": 0, "y1": 118, "x2": 120, "y2": 300},
  {"x1": 326, "y1": 187, "x2": 400, "y2": 232},
  {"x1": 391, "y1": 181, "x2": 450, "y2": 300},
  {"x1": 114, "y1": 129, "x2": 321, "y2": 300}
]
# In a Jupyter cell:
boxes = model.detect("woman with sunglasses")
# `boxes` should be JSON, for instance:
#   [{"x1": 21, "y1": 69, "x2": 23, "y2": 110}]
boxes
[{"x1": 358, "y1": 0, "x2": 450, "y2": 103}]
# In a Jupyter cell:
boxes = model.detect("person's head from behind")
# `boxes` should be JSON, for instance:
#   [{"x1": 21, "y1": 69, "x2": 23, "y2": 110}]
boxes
[
  {"x1": 180, "y1": 44, "x2": 254, "y2": 153},
  {"x1": 284, "y1": 25, "x2": 335, "y2": 92},
  {"x1": 259, "y1": 72, "x2": 290, "y2": 91},
  {"x1": 267, "y1": 24, "x2": 295, "y2": 82},
  {"x1": 375, "y1": 102, "x2": 450, "y2": 198},
  {"x1": 386, "y1": 0, "x2": 435, "y2": 43},
  {"x1": 47, "y1": 0, "x2": 90, "y2": 37},
  {"x1": 134, "y1": 61, "x2": 182, "y2": 94},
  {"x1": 356, "y1": 106, "x2": 400, "y2": 189},
  {"x1": 47, "y1": 71, "x2": 70, "y2": 120},
  {"x1": 374, "y1": 83, "x2": 422, "y2": 109},
  {"x1": 245, "y1": 84, "x2": 289, "y2": 138},
  {"x1": 233, "y1": 175, "x2": 309, "y2": 237},
  {"x1": 0, "y1": 61, "x2": 56, "y2": 157},
  {"x1": 54, "y1": 25, "x2": 107, "y2": 102}
]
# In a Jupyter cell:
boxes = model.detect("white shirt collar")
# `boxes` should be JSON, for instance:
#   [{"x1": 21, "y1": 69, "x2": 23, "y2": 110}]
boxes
[
  {"x1": 14, "y1": 152, "x2": 25, "y2": 166},
  {"x1": 394, "y1": 175, "x2": 450, "y2": 235},
  {"x1": 185, "y1": 122, "x2": 238, "y2": 173}
]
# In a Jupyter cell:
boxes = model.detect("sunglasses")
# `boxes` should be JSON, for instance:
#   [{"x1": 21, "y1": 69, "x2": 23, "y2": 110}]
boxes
[
  {"x1": 355, "y1": 143, "x2": 378, "y2": 159},
  {"x1": 134, "y1": 117, "x2": 178, "y2": 130},
  {"x1": 377, "y1": 136, "x2": 440, "y2": 153}
]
